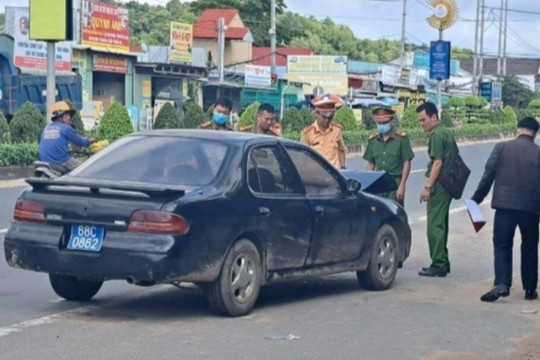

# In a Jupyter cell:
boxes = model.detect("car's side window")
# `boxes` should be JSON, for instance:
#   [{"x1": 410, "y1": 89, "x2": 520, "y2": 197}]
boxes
[
  {"x1": 285, "y1": 147, "x2": 343, "y2": 196},
  {"x1": 248, "y1": 146, "x2": 299, "y2": 195}
]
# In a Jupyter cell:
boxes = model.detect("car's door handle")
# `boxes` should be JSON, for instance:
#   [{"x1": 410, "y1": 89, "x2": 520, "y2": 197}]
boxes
[
  {"x1": 315, "y1": 206, "x2": 325, "y2": 214},
  {"x1": 258, "y1": 207, "x2": 271, "y2": 216}
]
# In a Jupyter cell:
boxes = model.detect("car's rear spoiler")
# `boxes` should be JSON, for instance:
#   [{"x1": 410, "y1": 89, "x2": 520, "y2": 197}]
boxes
[
  {"x1": 340, "y1": 170, "x2": 397, "y2": 195},
  {"x1": 26, "y1": 177, "x2": 187, "y2": 198}
]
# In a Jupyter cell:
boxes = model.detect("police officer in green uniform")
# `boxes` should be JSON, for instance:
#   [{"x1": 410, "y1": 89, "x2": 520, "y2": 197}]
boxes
[
  {"x1": 417, "y1": 102, "x2": 458, "y2": 278},
  {"x1": 199, "y1": 97, "x2": 234, "y2": 131},
  {"x1": 363, "y1": 106, "x2": 414, "y2": 206}
]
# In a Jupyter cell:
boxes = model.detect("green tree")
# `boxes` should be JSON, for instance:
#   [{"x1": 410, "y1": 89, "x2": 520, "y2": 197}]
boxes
[
  {"x1": 183, "y1": 102, "x2": 207, "y2": 128},
  {"x1": 503, "y1": 105, "x2": 517, "y2": 124},
  {"x1": 447, "y1": 97, "x2": 465, "y2": 109},
  {"x1": 282, "y1": 107, "x2": 304, "y2": 132},
  {"x1": 0, "y1": 112, "x2": 11, "y2": 143},
  {"x1": 400, "y1": 104, "x2": 420, "y2": 129},
  {"x1": 239, "y1": 102, "x2": 260, "y2": 128},
  {"x1": 154, "y1": 102, "x2": 181, "y2": 129},
  {"x1": 97, "y1": 102, "x2": 134, "y2": 141},
  {"x1": 502, "y1": 76, "x2": 538, "y2": 109},
  {"x1": 334, "y1": 106, "x2": 358, "y2": 131},
  {"x1": 9, "y1": 102, "x2": 46, "y2": 143}
]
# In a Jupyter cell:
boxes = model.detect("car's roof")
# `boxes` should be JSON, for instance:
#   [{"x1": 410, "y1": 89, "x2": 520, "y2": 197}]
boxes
[{"x1": 133, "y1": 129, "x2": 299, "y2": 146}]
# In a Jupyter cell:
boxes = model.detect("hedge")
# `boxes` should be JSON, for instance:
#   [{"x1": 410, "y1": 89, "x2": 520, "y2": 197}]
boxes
[{"x1": 0, "y1": 143, "x2": 39, "y2": 167}]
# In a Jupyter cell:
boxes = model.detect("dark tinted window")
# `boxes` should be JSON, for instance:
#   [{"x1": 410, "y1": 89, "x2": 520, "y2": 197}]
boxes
[
  {"x1": 286, "y1": 147, "x2": 342, "y2": 196},
  {"x1": 248, "y1": 146, "x2": 299, "y2": 195},
  {"x1": 70, "y1": 136, "x2": 228, "y2": 186}
]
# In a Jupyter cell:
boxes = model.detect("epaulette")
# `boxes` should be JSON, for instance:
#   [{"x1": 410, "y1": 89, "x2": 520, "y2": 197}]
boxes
[
  {"x1": 200, "y1": 121, "x2": 212, "y2": 129},
  {"x1": 331, "y1": 122, "x2": 343, "y2": 129},
  {"x1": 239, "y1": 125, "x2": 252, "y2": 132},
  {"x1": 369, "y1": 133, "x2": 379, "y2": 140},
  {"x1": 302, "y1": 124, "x2": 316, "y2": 134},
  {"x1": 395, "y1": 130, "x2": 407, "y2": 137}
]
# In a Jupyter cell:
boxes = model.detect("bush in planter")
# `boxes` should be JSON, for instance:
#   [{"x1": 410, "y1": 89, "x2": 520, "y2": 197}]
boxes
[
  {"x1": 502, "y1": 106, "x2": 517, "y2": 124},
  {"x1": 0, "y1": 111, "x2": 11, "y2": 143},
  {"x1": 238, "y1": 102, "x2": 260, "y2": 128},
  {"x1": 334, "y1": 106, "x2": 358, "y2": 131},
  {"x1": 281, "y1": 107, "x2": 305, "y2": 132},
  {"x1": 362, "y1": 108, "x2": 376, "y2": 130},
  {"x1": 154, "y1": 102, "x2": 181, "y2": 129},
  {"x1": 9, "y1": 102, "x2": 46, "y2": 143},
  {"x1": 183, "y1": 102, "x2": 207, "y2": 129},
  {"x1": 63, "y1": 100, "x2": 85, "y2": 135},
  {"x1": 299, "y1": 107, "x2": 315, "y2": 126},
  {"x1": 0, "y1": 143, "x2": 39, "y2": 166},
  {"x1": 517, "y1": 108, "x2": 536, "y2": 121},
  {"x1": 400, "y1": 104, "x2": 420, "y2": 129},
  {"x1": 489, "y1": 110, "x2": 508, "y2": 125},
  {"x1": 447, "y1": 97, "x2": 465, "y2": 109},
  {"x1": 97, "y1": 102, "x2": 134, "y2": 142}
]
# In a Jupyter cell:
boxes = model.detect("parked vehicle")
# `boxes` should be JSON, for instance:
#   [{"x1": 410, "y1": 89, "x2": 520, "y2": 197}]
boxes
[
  {"x1": 0, "y1": 53, "x2": 82, "y2": 120},
  {"x1": 4, "y1": 130, "x2": 411, "y2": 317}
]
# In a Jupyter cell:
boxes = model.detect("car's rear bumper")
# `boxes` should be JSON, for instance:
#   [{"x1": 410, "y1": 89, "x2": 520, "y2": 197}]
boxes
[{"x1": 4, "y1": 222, "x2": 219, "y2": 283}]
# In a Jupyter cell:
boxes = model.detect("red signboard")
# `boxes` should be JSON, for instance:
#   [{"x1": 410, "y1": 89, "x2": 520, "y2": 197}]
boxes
[
  {"x1": 82, "y1": 1, "x2": 130, "y2": 53},
  {"x1": 93, "y1": 54, "x2": 128, "y2": 74}
]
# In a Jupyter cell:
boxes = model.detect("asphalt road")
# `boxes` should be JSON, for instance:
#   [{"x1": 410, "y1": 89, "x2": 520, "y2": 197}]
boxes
[{"x1": 1, "y1": 140, "x2": 539, "y2": 360}]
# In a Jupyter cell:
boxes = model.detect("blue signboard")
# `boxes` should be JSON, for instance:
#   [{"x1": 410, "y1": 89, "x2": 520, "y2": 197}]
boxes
[
  {"x1": 480, "y1": 82, "x2": 492, "y2": 102},
  {"x1": 429, "y1": 41, "x2": 451, "y2": 80},
  {"x1": 491, "y1": 81, "x2": 503, "y2": 102},
  {"x1": 413, "y1": 50, "x2": 459, "y2": 76}
]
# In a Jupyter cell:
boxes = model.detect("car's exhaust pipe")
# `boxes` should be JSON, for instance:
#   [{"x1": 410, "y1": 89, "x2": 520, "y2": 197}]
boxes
[{"x1": 126, "y1": 277, "x2": 156, "y2": 287}]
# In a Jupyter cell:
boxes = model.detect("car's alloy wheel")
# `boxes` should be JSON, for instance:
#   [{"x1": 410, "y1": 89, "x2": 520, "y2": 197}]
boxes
[
  {"x1": 207, "y1": 239, "x2": 262, "y2": 317},
  {"x1": 49, "y1": 274, "x2": 103, "y2": 301},
  {"x1": 357, "y1": 224, "x2": 399, "y2": 290}
]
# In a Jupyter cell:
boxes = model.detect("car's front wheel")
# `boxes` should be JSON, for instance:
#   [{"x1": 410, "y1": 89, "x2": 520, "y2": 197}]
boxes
[
  {"x1": 49, "y1": 274, "x2": 103, "y2": 301},
  {"x1": 207, "y1": 239, "x2": 262, "y2": 317},
  {"x1": 357, "y1": 224, "x2": 399, "y2": 290}
]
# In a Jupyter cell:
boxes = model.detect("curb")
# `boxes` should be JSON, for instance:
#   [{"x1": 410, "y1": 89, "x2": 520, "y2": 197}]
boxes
[{"x1": 0, "y1": 166, "x2": 33, "y2": 181}]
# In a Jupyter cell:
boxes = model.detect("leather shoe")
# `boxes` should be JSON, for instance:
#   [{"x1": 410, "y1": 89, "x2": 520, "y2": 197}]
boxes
[
  {"x1": 422, "y1": 266, "x2": 451, "y2": 274},
  {"x1": 418, "y1": 267, "x2": 447, "y2": 277},
  {"x1": 525, "y1": 289, "x2": 538, "y2": 300},
  {"x1": 480, "y1": 285, "x2": 510, "y2": 302}
]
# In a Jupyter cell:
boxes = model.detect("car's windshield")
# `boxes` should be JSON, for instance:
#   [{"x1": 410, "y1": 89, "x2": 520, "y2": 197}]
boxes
[{"x1": 69, "y1": 136, "x2": 229, "y2": 186}]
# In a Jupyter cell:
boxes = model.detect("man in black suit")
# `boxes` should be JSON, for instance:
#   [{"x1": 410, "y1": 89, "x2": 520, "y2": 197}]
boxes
[{"x1": 472, "y1": 117, "x2": 540, "y2": 302}]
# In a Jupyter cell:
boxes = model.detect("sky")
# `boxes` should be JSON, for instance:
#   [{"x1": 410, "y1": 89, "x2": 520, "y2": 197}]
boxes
[{"x1": 2, "y1": 0, "x2": 540, "y2": 58}]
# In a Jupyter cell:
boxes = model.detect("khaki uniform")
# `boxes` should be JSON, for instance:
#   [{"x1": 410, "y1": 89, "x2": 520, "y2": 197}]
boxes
[
  {"x1": 199, "y1": 121, "x2": 234, "y2": 131},
  {"x1": 301, "y1": 121, "x2": 347, "y2": 168},
  {"x1": 363, "y1": 129, "x2": 414, "y2": 204},
  {"x1": 239, "y1": 125, "x2": 280, "y2": 136}
]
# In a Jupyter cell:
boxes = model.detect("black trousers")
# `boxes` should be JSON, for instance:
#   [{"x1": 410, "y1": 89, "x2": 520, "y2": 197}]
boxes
[{"x1": 493, "y1": 209, "x2": 539, "y2": 290}]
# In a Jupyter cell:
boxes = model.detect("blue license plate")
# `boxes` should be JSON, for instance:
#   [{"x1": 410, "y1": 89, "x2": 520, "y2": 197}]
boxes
[{"x1": 67, "y1": 225, "x2": 104, "y2": 252}]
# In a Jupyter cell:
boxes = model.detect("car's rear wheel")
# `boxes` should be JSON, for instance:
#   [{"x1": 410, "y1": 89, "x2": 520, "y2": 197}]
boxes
[
  {"x1": 49, "y1": 274, "x2": 103, "y2": 301},
  {"x1": 357, "y1": 224, "x2": 399, "y2": 290},
  {"x1": 207, "y1": 239, "x2": 262, "y2": 317}
]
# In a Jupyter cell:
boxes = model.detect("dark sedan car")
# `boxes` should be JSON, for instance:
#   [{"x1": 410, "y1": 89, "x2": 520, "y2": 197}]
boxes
[{"x1": 5, "y1": 130, "x2": 411, "y2": 316}]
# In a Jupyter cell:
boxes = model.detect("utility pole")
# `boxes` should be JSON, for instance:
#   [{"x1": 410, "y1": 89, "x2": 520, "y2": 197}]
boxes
[
  {"x1": 497, "y1": 0, "x2": 504, "y2": 76},
  {"x1": 399, "y1": 0, "x2": 407, "y2": 72},
  {"x1": 472, "y1": 0, "x2": 480, "y2": 95},
  {"x1": 217, "y1": 17, "x2": 225, "y2": 83},
  {"x1": 46, "y1": 42, "x2": 56, "y2": 123},
  {"x1": 502, "y1": 0, "x2": 508, "y2": 76},
  {"x1": 270, "y1": 0, "x2": 277, "y2": 75},
  {"x1": 478, "y1": 0, "x2": 485, "y2": 88},
  {"x1": 436, "y1": 30, "x2": 443, "y2": 114}
]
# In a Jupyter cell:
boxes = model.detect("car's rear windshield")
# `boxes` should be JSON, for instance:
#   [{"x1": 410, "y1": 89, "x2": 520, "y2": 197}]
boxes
[{"x1": 69, "y1": 136, "x2": 229, "y2": 186}]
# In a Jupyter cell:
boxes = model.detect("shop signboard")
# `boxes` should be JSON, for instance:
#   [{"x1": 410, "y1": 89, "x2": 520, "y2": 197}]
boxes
[
  {"x1": 11, "y1": 8, "x2": 72, "y2": 71},
  {"x1": 245, "y1": 65, "x2": 271, "y2": 88},
  {"x1": 286, "y1": 55, "x2": 348, "y2": 95},
  {"x1": 82, "y1": 1, "x2": 130, "y2": 53},
  {"x1": 93, "y1": 54, "x2": 128, "y2": 74},
  {"x1": 169, "y1": 22, "x2": 193, "y2": 64},
  {"x1": 286, "y1": 74, "x2": 349, "y2": 96}
]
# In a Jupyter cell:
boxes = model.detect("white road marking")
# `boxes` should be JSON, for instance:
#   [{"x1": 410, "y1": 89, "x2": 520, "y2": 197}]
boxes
[
  {"x1": 0, "y1": 228, "x2": 7, "y2": 234},
  {"x1": 410, "y1": 169, "x2": 427, "y2": 174},
  {"x1": 410, "y1": 197, "x2": 491, "y2": 225},
  {"x1": 0, "y1": 306, "x2": 99, "y2": 338}
]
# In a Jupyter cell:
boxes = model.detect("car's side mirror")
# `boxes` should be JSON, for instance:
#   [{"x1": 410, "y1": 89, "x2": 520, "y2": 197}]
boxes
[{"x1": 346, "y1": 178, "x2": 361, "y2": 194}]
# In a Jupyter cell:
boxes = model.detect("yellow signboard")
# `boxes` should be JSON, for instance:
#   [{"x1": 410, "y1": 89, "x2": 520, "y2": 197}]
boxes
[
  {"x1": 29, "y1": 0, "x2": 67, "y2": 40},
  {"x1": 142, "y1": 80, "x2": 152, "y2": 98},
  {"x1": 169, "y1": 22, "x2": 193, "y2": 64},
  {"x1": 286, "y1": 74, "x2": 349, "y2": 96}
]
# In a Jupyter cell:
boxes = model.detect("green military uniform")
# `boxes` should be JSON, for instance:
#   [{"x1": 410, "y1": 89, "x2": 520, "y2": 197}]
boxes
[
  {"x1": 363, "y1": 129, "x2": 414, "y2": 205},
  {"x1": 199, "y1": 121, "x2": 234, "y2": 131},
  {"x1": 425, "y1": 124, "x2": 458, "y2": 272}
]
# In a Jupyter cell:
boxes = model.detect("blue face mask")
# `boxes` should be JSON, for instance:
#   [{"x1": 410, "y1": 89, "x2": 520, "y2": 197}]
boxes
[
  {"x1": 213, "y1": 113, "x2": 228, "y2": 125},
  {"x1": 377, "y1": 124, "x2": 392, "y2": 134}
]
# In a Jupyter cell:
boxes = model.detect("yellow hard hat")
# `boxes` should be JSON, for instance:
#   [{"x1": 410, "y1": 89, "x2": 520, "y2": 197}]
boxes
[{"x1": 51, "y1": 101, "x2": 76, "y2": 120}]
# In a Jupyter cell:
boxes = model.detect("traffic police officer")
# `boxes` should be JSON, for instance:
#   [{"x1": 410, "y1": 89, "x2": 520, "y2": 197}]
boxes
[
  {"x1": 301, "y1": 93, "x2": 347, "y2": 169},
  {"x1": 417, "y1": 101, "x2": 458, "y2": 278},
  {"x1": 239, "y1": 103, "x2": 281, "y2": 136},
  {"x1": 200, "y1": 97, "x2": 234, "y2": 131},
  {"x1": 363, "y1": 106, "x2": 414, "y2": 206}
]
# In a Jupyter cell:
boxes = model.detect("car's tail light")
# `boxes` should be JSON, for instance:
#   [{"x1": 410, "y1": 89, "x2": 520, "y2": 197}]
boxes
[
  {"x1": 127, "y1": 210, "x2": 190, "y2": 235},
  {"x1": 14, "y1": 200, "x2": 46, "y2": 223}
]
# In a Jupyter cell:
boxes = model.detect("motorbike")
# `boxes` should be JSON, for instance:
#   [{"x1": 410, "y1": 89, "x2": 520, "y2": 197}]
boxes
[{"x1": 33, "y1": 140, "x2": 109, "y2": 179}]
